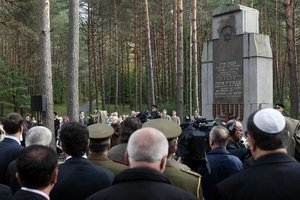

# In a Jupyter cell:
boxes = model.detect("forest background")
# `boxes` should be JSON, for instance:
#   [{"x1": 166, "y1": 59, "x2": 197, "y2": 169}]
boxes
[{"x1": 0, "y1": 0, "x2": 299, "y2": 122}]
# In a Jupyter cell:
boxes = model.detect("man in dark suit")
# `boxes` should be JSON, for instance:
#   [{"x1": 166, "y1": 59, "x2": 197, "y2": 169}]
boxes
[
  {"x1": 50, "y1": 122, "x2": 114, "y2": 200},
  {"x1": 0, "y1": 183, "x2": 12, "y2": 200},
  {"x1": 202, "y1": 126, "x2": 242, "y2": 200},
  {"x1": 6, "y1": 126, "x2": 53, "y2": 193},
  {"x1": 0, "y1": 113, "x2": 24, "y2": 184},
  {"x1": 87, "y1": 127, "x2": 197, "y2": 200},
  {"x1": 217, "y1": 108, "x2": 300, "y2": 200},
  {"x1": 13, "y1": 145, "x2": 58, "y2": 200}
]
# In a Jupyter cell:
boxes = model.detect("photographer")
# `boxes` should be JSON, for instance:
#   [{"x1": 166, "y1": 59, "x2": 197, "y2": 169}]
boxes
[
  {"x1": 226, "y1": 120, "x2": 250, "y2": 163},
  {"x1": 177, "y1": 117, "x2": 213, "y2": 173}
]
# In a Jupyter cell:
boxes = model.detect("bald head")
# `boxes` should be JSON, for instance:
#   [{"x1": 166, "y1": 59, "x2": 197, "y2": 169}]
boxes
[
  {"x1": 127, "y1": 128, "x2": 168, "y2": 164},
  {"x1": 209, "y1": 126, "x2": 229, "y2": 148}
]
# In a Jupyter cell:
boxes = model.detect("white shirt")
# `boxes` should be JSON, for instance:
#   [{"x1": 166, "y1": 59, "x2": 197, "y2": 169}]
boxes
[
  {"x1": 4, "y1": 135, "x2": 21, "y2": 145},
  {"x1": 21, "y1": 187, "x2": 49, "y2": 200}
]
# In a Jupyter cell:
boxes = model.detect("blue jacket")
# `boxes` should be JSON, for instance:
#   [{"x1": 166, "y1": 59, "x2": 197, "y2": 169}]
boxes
[
  {"x1": 50, "y1": 157, "x2": 114, "y2": 200},
  {"x1": 0, "y1": 137, "x2": 23, "y2": 184},
  {"x1": 201, "y1": 147, "x2": 243, "y2": 200}
]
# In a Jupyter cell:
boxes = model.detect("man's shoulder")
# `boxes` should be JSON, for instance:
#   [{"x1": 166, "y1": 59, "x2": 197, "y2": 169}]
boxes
[
  {"x1": 13, "y1": 190, "x2": 47, "y2": 200},
  {"x1": 59, "y1": 158, "x2": 114, "y2": 175}
]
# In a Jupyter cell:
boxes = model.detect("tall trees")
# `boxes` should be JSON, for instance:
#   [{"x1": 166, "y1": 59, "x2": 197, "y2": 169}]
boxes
[
  {"x1": 284, "y1": 0, "x2": 298, "y2": 118},
  {"x1": 191, "y1": 0, "x2": 199, "y2": 113},
  {"x1": 1, "y1": 0, "x2": 300, "y2": 118},
  {"x1": 39, "y1": 0, "x2": 55, "y2": 149},
  {"x1": 67, "y1": 0, "x2": 79, "y2": 121},
  {"x1": 176, "y1": 0, "x2": 184, "y2": 120},
  {"x1": 144, "y1": 0, "x2": 155, "y2": 108}
]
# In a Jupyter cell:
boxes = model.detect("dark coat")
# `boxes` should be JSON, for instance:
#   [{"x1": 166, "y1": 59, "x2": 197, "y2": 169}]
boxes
[
  {"x1": 201, "y1": 147, "x2": 243, "y2": 200},
  {"x1": 50, "y1": 157, "x2": 114, "y2": 200},
  {"x1": 217, "y1": 153, "x2": 300, "y2": 200},
  {"x1": 6, "y1": 160, "x2": 19, "y2": 194},
  {"x1": 226, "y1": 139, "x2": 249, "y2": 162},
  {"x1": 0, "y1": 137, "x2": 23, "y2": 184},
  {"x1": 13, "y1": 190, "x2": 47, "y2": 200},
  {"x1": 86, "y1": 168, "x2": 197, "y2": 200},
  {"x1": 0, "y1": 183, "x2": 12, "y2": 200}
]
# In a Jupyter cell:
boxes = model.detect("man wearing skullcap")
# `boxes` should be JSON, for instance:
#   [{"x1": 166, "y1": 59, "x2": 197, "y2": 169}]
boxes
[
  {"x1": 143, "y1": 119, "x2": 203, "y2": 199},
  {"x1": 217, "y1": 108, "x2": 300, "y2": 200},
  {"x1": 87, "y1": 124, "x2": 128, "y2": 175}
]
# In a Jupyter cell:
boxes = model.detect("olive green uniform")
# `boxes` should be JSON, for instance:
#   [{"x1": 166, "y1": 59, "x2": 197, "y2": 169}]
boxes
[
  {"x1": 164, "y1": 160, "x2": 203, "y2": 199},
  {"x1": 285, "y1": 116, "x2": 300, "y2": 161},
  {"x1": 88, "y1": 152, "x2": 128, "y2": 175}
]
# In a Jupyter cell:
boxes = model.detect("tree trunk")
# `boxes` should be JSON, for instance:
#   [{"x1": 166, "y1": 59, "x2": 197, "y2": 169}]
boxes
[
  {"x1": 173, "y1": 0, "x2": 178, "y2": 102},
  {"x1": 176, "y1": 0, "x2": 184, "y2": 121},
  {"x1": 144, "y1": 0, "x2": 155, "y2": 108},
  {"x1": 114, "y1": 0, "x2": 119, "y2": 109},
  {"x1": 191, "y1": 0, "x2": 199, "y2": 113},
  {"x1": 39, "y1": 0, "x2": 55, "y2": 150},
  {"x1": 67, "y1": 0, "x2": 80, "y2": 121},
  {"x1": 189, "y1": 15, "x2": 193, "y2": 116},
  {"x1": 285, "y1": 0, "x2": 298, "y2": 118}
]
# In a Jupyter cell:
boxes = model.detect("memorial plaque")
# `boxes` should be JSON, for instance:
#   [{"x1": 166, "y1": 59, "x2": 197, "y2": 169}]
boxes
[{"x1": 213, "y1": 26, "x2": 244, "y2": 104}]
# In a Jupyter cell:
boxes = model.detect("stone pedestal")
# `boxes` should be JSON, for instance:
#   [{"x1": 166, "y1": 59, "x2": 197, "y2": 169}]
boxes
[{"x1": 201, "y1": 4, "x2": 273, "y2": 124}]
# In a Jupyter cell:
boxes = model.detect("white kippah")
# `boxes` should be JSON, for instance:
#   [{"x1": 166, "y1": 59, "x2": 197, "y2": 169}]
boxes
[{"x1": 253, "y1": 108, "x2": 286, "y2": 134}]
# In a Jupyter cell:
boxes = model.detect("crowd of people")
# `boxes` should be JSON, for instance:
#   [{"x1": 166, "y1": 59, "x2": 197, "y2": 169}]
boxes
[{"x1": 0, "y1": 103, "x2": 300, "y2": 200}]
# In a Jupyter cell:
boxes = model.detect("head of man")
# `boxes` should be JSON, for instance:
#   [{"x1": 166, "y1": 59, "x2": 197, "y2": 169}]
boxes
[
  {"x1": 246, "y1": 108, "x2": 287, "y2": 160},
  {"x1": 126, "y1": 128, "x2": 168, "y2": 172},
  {"x1": 25, "y1": 126, "x2": 52, "y2": 147},
  {"x1": 88, "y1": 124, "x2": 114, "y2": 154},
  {"x1": 151, "y1": 105, "x2": 158, "y2": 112},
  {"x1": 226, "y1": 120, "x2": 243, "y2": 141},
  {"x1": 275, "y1": 103, "x2": 284, "y2": 114},
  {"x1": 2, "y1": 113, "x2": 24, "y2": 136},
  {"x1": 16, "y1": 145, "x2": 58, "y2": 191},
  {"x1": 209, "y1": 126, "x2": 229, "y2": 149},
  {"x1": 142, "y1": 119, "x2": 181, "y2": 157},
  {"x1": 119, "y1": 117, "x2": 142, "y2": 143},
  {"x1": 59, "y1": 122, "x2": 89, "y2": 157}
]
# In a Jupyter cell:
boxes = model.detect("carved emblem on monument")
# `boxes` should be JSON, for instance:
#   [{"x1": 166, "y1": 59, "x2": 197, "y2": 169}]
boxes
[{"x1": 220, "y1": 26, "x2": 235, "y2": 42}]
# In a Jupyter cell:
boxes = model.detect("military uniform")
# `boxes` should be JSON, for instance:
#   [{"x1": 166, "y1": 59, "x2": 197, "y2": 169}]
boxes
[
  {"x1": 164, "y1": 160, "x2": 202, "y2": 199},
  {"x1": 143, "y1": 119, "x2": 203, "y2": 199},
  {"x1": 168, "y1": 156, "x2": 191, "y2": 170},
  {"x1": 87, "y1": 124, "x2": 129, "y2": 175},
  {"x1": 88, "y1": 152, "x2": 128, "y2": 175},
  {"x1": 285, "y1": 116, "x2": 300, "y2": 161}
]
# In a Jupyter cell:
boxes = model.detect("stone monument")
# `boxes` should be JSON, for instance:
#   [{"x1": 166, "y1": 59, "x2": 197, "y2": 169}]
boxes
[{"x1": 201, "y1": 4, "x2": 273, "y2": 123}]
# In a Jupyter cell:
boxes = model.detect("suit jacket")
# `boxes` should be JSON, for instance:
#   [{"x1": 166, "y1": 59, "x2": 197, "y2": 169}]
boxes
[
  {"x1": 0, "y1": 183, "x2": 12, "y2": 200},
  {"x1": 87, "y1": 168, "x2": 197, "y2": 200},
  {"x1": 50, "y1": 157, "x2": 114, "y2": 200},
  {"x1": 0, "y1": 137, "x2": 23, "y2": 184},
  {"x1": 201, "y1": 148, "x2": 242, "y2": 200},
  {"x1": 217, "y1": 153, "x2": 300, "y2": 200},
  {"x1": 88, "y1": 152, "x2": 128, "y2": 175},
  {"x1": 13, "y1": 189, "x2": 47, "y2": 200},
  {"x1": 6, "y1": 160, "x2": 19, "y2": 194},
  {"x1": 164, "y1": 160, "x2": 202, "y2": 199}
]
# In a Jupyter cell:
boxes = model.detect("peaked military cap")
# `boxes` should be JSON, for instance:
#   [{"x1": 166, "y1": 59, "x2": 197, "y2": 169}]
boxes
[
  {"x1": 142, "y1": 119, "x2": 182, "y2": 139},
  {"x1": 88, "y1": 123, "x2": 114, "y2": 139}
]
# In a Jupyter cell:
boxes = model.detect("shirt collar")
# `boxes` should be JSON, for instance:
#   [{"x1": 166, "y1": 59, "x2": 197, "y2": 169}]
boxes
[
  {"x1": 65, "y1": 155, "x2": 87, "y2": 161},
  {"x1": 4, "y1": 135, "x2": 21, "y2": 145},
  {"x1": 21, "y1": 187, "x2": 49, "y2": 200}
]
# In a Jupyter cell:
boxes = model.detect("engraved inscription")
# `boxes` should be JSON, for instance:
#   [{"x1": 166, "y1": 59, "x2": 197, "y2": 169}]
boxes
[
  {"x1": 213, "y1": 33, "x2": 244, "y2": 104},
  {"x1": 214, "y1": 60, "x2": 243, "y2": 100}
]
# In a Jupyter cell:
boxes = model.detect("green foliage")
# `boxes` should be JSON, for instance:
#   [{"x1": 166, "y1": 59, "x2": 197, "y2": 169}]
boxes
[{"x1": 0, "y1": 55, "x2": 30, "y2": 112}]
